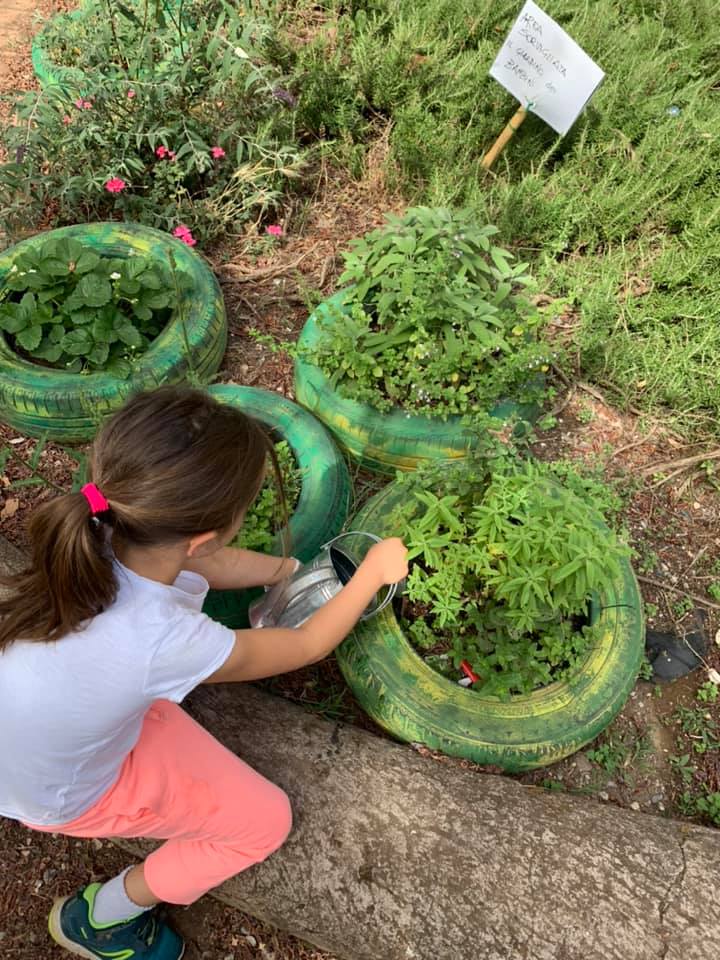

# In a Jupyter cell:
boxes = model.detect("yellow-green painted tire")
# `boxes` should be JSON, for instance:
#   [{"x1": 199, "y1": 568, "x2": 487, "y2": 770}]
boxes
[
  {"x1": 335, "y1": 478, "x2": 644, "y2": 771},
  {"x1": 31, "y1": 9, "x2": 86, "y2": 89},
  {"x1": 32, "y1": 3, "x2": 185, "y2": 90},
  {"x1": 202, "y1": 385, "x2": 352, "y2": 629},
  {"x1": 0, "y1": 223, "x2": 227, "y2": 441},
  {"x1": 294, "y1": 291, "x2": 541, "y2": 475}
]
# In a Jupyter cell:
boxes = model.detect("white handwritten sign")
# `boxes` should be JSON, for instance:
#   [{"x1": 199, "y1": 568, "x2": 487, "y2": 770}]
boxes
[{"x1": 489, "y1": 1, "x2": 604, "y2": 135}]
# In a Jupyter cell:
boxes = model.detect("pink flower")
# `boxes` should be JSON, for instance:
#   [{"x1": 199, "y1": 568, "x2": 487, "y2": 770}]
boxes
[
  {"x1": 127, "y1": 89, "x2": 136, "y2": 99},
  {"x1": 75, "y1": 98, "x2": 92, "y2": 110},
  {"x1": 210, "y1": 146, "x2": 225, "y2": 159},
  {"x1": 105, "y1": 178, "x2": 127, "y2": 194},
  {"x1": 83, "y1": 100, "x2": 93, "y2": 110},
  {"x1": 172, "y1": 225, "x2": 196, "y2": 246},
  {"x1": 156, "y1": 145, "x2": 169, "y2": 158},
  {"x1": 266, "y1": 224, "x2": 283, "y2": 237},
  {"x1": 62, "y1": 115, "x2": 72, "y2": 125}
]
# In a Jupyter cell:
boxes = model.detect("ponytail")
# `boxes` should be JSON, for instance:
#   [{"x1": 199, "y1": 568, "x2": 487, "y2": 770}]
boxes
[
  {"x1": 0, "y1": 492, "x2": 116, "y2": 651},
  {"x1": 0, "y1": 385, "x2": 279, "y2": 652}
]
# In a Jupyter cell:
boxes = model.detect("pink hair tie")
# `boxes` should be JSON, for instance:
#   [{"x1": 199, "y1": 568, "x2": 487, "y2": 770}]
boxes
[{"x1": 80, "y1": 483, "x2": 110, "y2": 515}]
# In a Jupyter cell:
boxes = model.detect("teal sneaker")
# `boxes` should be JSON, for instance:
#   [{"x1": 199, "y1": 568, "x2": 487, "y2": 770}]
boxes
[{"x1": 48, "y1": 883, "x2": 185, "y2": 959}]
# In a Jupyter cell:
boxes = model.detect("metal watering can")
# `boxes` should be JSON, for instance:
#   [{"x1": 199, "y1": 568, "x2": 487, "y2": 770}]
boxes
[{"x1": 249, "y1": 531, "x2": 402, "y2": 629}]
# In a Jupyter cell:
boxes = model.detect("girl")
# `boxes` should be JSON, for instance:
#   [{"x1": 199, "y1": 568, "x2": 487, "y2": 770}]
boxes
[{"x1": 0, "y1": 385, "x2": 407, "y2": 960}]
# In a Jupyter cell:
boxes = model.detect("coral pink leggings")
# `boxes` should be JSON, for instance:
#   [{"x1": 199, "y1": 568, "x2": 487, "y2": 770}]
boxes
[{"x1": 29, "y1": 700, "x2": 292, "y2": 904}]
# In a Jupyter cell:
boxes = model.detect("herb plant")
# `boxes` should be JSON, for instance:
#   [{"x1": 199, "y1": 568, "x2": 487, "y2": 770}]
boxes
[
  {"x1": 0, "y1": 0, "x2": 300, "y2": 244},
  {"x1": 305, "y1": 206, "x2": 551, "y2": 420},
  {"x1": 232, "y1": 441, "x2": 301, "y2": 553},
  {"x1": 392, "y1": 457, "x2": 627, "y2": 697},
  {"x1": 0, "y1": 236, "x2": 178, "y2": 374}
]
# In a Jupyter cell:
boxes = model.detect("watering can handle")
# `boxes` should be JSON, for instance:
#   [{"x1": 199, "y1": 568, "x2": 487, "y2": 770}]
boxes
[{"x1": 320, "y1": 531, "x2": 402, "y2": 619}]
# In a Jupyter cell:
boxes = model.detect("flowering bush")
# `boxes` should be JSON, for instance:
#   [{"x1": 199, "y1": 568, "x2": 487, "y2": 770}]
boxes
[{"x1": 0, "y1": 1, "x2": 301, "y2": 244}]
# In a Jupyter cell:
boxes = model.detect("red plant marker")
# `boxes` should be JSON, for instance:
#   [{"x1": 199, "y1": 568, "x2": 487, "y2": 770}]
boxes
[{"x1": 459, "y1": 660, "x2": 480, "y2": 684}]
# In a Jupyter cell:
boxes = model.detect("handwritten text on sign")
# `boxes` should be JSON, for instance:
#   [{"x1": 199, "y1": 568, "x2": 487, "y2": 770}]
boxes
[{"x1": 489, "y1": 1, "x2": 604, "y2": 136}]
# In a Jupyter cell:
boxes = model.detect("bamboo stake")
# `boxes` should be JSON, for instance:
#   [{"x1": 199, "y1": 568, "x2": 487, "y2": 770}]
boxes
[{"x1": 481, "y1": 105, "x2": 528, "y2": 170}]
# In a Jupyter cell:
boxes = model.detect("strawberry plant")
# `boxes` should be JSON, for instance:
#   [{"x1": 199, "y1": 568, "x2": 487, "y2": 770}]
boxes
[
  {"x1": 303, "y1": 206, "x2": 553, "y2": 420},
  {"x1": 392, "y1": 456, "x2": 628, "y2": 697},
  {"x1": 0, "y1": 235, "x2": 180, "y2": 375}
]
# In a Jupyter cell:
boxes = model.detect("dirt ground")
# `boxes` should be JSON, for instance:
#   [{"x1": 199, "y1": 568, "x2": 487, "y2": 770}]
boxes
[{"x1": 1, "y1": 3, "x2": 720, "y2": 959}]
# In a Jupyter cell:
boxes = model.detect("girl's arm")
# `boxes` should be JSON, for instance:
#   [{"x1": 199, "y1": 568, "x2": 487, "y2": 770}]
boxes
[
  {"x1": 185, "y1": 547, "x2": 298, "y2": 589},
  {"x1": 204, "y1": 538, "x2": 408, "y2": 683}
]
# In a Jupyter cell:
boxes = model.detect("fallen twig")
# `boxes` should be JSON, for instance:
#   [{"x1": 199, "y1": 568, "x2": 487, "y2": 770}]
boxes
[
  {"x1": 637, "y1": 574, "x2": 720, "y2": 612},
  {"x1": 642, "y1": 447, "x2": 720, "y2": 479},
  {"x1": 607, "y1": 424, "x2": 659, "y2": 462},
  {"x1": 219, "y1": 244, "x2": 320, "y2": 282}
]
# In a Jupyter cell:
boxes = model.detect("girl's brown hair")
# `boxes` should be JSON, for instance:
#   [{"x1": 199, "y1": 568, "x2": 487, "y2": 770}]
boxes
[{"x1": 0, "y1": 386, "x2": 283, "y2": 651}]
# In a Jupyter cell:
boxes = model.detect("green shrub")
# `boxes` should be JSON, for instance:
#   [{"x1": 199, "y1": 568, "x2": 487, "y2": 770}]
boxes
[
  {"x1": 232, "y1": 441, "x2": 301, "y2": 552},
  {"x1": 0, "y1": 235, "x2": 180, "y2": 374},
  {"x1": 305, "y1": 206, "x2": 551, "y2": 419},
  {"x1": 393, "y1": 456, "x2": 627, "y2": 697},
  {"x1": 0, "y1": 0, "x2": 301, "y2": 244}
]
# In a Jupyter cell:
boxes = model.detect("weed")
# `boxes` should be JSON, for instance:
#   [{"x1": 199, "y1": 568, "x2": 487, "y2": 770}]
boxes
[
  {"x1": 638, "y1": 656, "x2": 654, "y2": 682},
  {"x1": 577, "y1": 404, "x2": 595, "y2": 424},
  {"x1": 587, "y1": 733, "x2": 651, "y2": 778},
  {"x1": 668, "y1": 753, "x2": 696, "y2": 786},
  {"x1": 696, "y1": 681, "x2": 719, "y2": 704},
  {"x1": 671, "y1": 596, "x2": 694, "y2": 619},
  {"x1": 707, "y1": 582, "x2": 720, "y2": 602},
  {"x1": 673, "y1": 705, "x2": 720, "y2": 755}
]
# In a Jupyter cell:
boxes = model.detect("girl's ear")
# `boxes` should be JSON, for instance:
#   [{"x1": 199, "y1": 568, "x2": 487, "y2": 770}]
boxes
[{"x1": 186, "y1": 531, "x2": 219, "y2": 557}]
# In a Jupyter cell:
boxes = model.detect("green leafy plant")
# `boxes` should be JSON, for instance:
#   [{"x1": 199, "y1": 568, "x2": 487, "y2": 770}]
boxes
[
  {"x1": 673, "y1": 704, "x2": 720, "y2": 755},
  {"x1": 679, "y1": 789, "x2": 720, "y2": 827},
  {"x1": 707, "y1": 582, "x2": 720, "y2": 602},
  {"x1": 0, "y1": 236, "x2": 178, "y2": 374},
  {"x1": 638, "y1": 656, "x2": 654, "y2": 681},
  {"x1": 696, "y1": 680, "x2": 719, "y2": 704},
  {"x1": 0, "y1": 0, "x2": 300, "y2": 244},
  {"x1": 392, "y1": 456, "x2": 627, "y2": 697},
  {"x1": 304, "y1": 206, "x2": 552, "y2": 420},
  {"x1": 669, "y1": 752, "x2": 696, "y2": 786},
  {"x1": 232, "y1": 441, "x2": 300, "y2": 553}
]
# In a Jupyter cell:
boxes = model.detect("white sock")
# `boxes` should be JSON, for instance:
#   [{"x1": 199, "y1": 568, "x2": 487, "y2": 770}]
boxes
[{"x1": 91, "y1": 867, "x2": 153, "y2": 925}]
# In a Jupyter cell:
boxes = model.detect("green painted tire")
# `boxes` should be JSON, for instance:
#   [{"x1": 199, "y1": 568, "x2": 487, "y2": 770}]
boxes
[
  {"x1": 32, "y1": 2, "x2": 185, "y2": 90},
  {"x1": 202, "y1": 385, "x2": 352, "y2": 629},
  {"x1": 294, "y1": 291, "x2": 541, "y2": 475},
  {"x1": 0, "y1": 222, "x2": 227, "y2": 441},
  {"x1": 32, "y1": 9, "x2": 86, "y2": 90},
  {"x1": 335, "y1": 477, "x2": 644, "y2": 771}
]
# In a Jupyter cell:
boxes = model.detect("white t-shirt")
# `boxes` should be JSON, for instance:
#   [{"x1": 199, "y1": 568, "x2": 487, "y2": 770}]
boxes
[{"x1": 0, "y1": 561, "x2": 235, "y2": 826}]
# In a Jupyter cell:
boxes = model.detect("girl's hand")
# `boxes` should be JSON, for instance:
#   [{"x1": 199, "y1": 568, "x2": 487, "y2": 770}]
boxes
[{"x1": 361, "y1": 537, "x2": 408, "y2": 586}]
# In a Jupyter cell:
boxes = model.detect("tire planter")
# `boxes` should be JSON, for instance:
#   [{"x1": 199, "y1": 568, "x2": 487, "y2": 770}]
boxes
[
  {"x1": 32, "y1": 3, "x2": 185, "y2": 90},
  {"x1": 32, "y1": 9, "x2": 86, "y2": 90},
  {"x1": 0, "y1": 223, "x2": 226, "y2": 441},
  {"x1": 294, "y1": 291, "x2": 542, "y2": 475},
  {"x1": 335, "y1": 477, "x2": 644, "y2": 771},
  {"x1": 201, "y1": 384, "x2": 352, "y2": 630}
]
